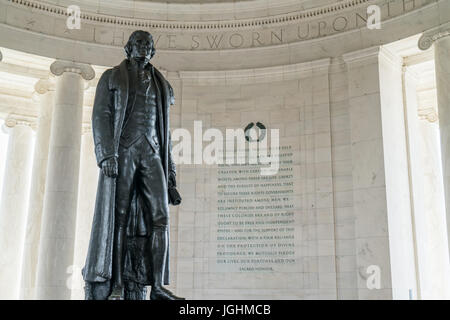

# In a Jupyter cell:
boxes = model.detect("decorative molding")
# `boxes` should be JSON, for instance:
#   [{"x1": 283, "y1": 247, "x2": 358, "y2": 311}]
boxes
[
  {"x1": 1, "y1": 0, "x2": 440, "y2": 52},
  {"x1": 179, "y1": 58, "x2": 331, "y2": 84},
  {"x1": 50, "y1": 60, "x2": 95, "y2": 81},
  {"x1": 342, "y1": 45, "x2": 381, "y2": 64},
  {"x1": 6, "y1": 0, "x2": 373, "y2": 31},
  {"x1": 342, "y1": 45, "x2": 406, "y2": 69},
  {"x1": 418, "y1": 22, "x2": 450, "y2": 51}
]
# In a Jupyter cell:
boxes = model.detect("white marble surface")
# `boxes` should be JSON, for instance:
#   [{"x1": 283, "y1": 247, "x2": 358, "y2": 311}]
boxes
[
  {"x1": 0, "y1": 122, "x2": 33, "y2": 299},
  {"x1": 35, "y1": 67, "x2": 90, "y2": 299},
  {"x1": 19, "y1": 82, "x2": 55, "y2": 299},
  {"x1": 344, "y1": 45, "x2": 419, "y2": 299},
  {"x1": 406, "y1": 60, "x2": 450, "y2": 297},
  {"x1": 434, "y1": 34, "x2": 450, "y2": 256}
]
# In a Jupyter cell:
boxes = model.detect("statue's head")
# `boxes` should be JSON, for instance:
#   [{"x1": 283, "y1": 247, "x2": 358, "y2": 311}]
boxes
[{"x1": 124, "y1": 30, "x2": 156, "y2": 63}]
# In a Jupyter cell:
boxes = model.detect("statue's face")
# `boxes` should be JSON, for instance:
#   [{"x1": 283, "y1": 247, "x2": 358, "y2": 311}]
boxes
[{"x1": 130, "y1": 32, "x2": 153, "y2": 62}]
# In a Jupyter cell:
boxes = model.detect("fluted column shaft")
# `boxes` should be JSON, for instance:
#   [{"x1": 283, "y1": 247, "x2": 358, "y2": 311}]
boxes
[
  {"x1": 0, "y1": 118, "x2": 34, "y2": 299},
  {"x1": 19, "y1": 79, "x2": 55, "y2": 299},
  {"x1": 35, "y1": 61, "x2": 94, "y2": 299},
  {"x1": 419, "y1": 23, "x2": 450, "y2": 254}
]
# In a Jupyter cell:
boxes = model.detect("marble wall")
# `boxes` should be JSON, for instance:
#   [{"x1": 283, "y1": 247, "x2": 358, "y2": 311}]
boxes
[
  {"x1": 168, "y1": 59, "x2": 339, "y2": 299},
  {"x1": 0, "y1": 0, "x2": 449, "y2": 299}
]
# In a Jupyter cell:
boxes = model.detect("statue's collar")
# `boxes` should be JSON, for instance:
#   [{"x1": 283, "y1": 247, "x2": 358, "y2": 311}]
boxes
[{"x1": 125, "y1": 59, "x2": 153, "y2": 71}]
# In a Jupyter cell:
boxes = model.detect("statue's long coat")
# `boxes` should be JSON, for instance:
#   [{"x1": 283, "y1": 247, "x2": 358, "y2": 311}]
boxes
[{"x1": 82, "y1": 59, "x2": 174, "y2": 285}]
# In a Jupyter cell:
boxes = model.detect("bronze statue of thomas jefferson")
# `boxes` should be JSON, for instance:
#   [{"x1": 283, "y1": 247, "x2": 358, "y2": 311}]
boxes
[{"x1": 82, "y1": 30, "x2": 183, "y2": 300}]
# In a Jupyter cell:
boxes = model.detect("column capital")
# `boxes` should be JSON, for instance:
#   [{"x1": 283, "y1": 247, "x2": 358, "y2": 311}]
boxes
[
  {"x1": 3, "y1": 115, "x2": 37, "y2": 132},
  {"x1": 34, "y1": 78, "x2": 56, "y2": 95},
  {"x1": 418, "y1": 22, "x2": 450, "y2": 51},
  {"x1": 50, "y1": 60, "x2": 95, "y2": 81}
]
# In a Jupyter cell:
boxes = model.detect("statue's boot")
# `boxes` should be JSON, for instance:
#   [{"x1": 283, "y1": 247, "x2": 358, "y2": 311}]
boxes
[
  {"x1": 110, "y1": 215, "x2": 127, "y2": 297},
  {"x1": 150, "y1": 286, "x2": 185, "y2": 300},
  {"x1": 149, "y1": 228, "x2": 185, "y2": 300}
]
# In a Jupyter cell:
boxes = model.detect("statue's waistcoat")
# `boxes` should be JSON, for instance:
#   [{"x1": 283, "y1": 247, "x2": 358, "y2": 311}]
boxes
[{"x1": 120, "y1": 71, "x2": 160, "y2": 151}]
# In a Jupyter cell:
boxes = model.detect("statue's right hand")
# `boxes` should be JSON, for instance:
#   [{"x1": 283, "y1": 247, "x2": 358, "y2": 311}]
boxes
[{"x1": 101, "y1": 157, "x2": 118, "y2": 178}]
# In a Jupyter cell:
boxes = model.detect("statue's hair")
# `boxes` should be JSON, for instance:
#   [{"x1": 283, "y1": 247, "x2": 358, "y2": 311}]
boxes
[{"x1": 124, "y1": 30, "x2": 156, "y2": 59}]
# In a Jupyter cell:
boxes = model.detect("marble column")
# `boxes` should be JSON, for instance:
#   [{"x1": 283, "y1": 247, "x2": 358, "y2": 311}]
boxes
[
  {"x1": 0, "y1": 116, "x2": 35, "y2": 299},
  {"x1": 419, "y1": 22, "x2": 450, "y2": 254},
  {"x1": 71, "y1": 124, "x2": 98, "y2": 300},
  {"x1": 35, "y1": 60, "x2": 94, "y2": 299},
  {"x1": 19, "y1": 79, "x2": 55, "y2": 299},
  {"x1": 343, "y1": 46, "x2": 418, "y2": 300}
]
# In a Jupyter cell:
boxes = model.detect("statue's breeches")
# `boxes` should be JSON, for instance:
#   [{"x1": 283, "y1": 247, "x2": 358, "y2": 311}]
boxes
[{"x1": 115, "y1": 136, "x2": 169, "y2": 229}]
